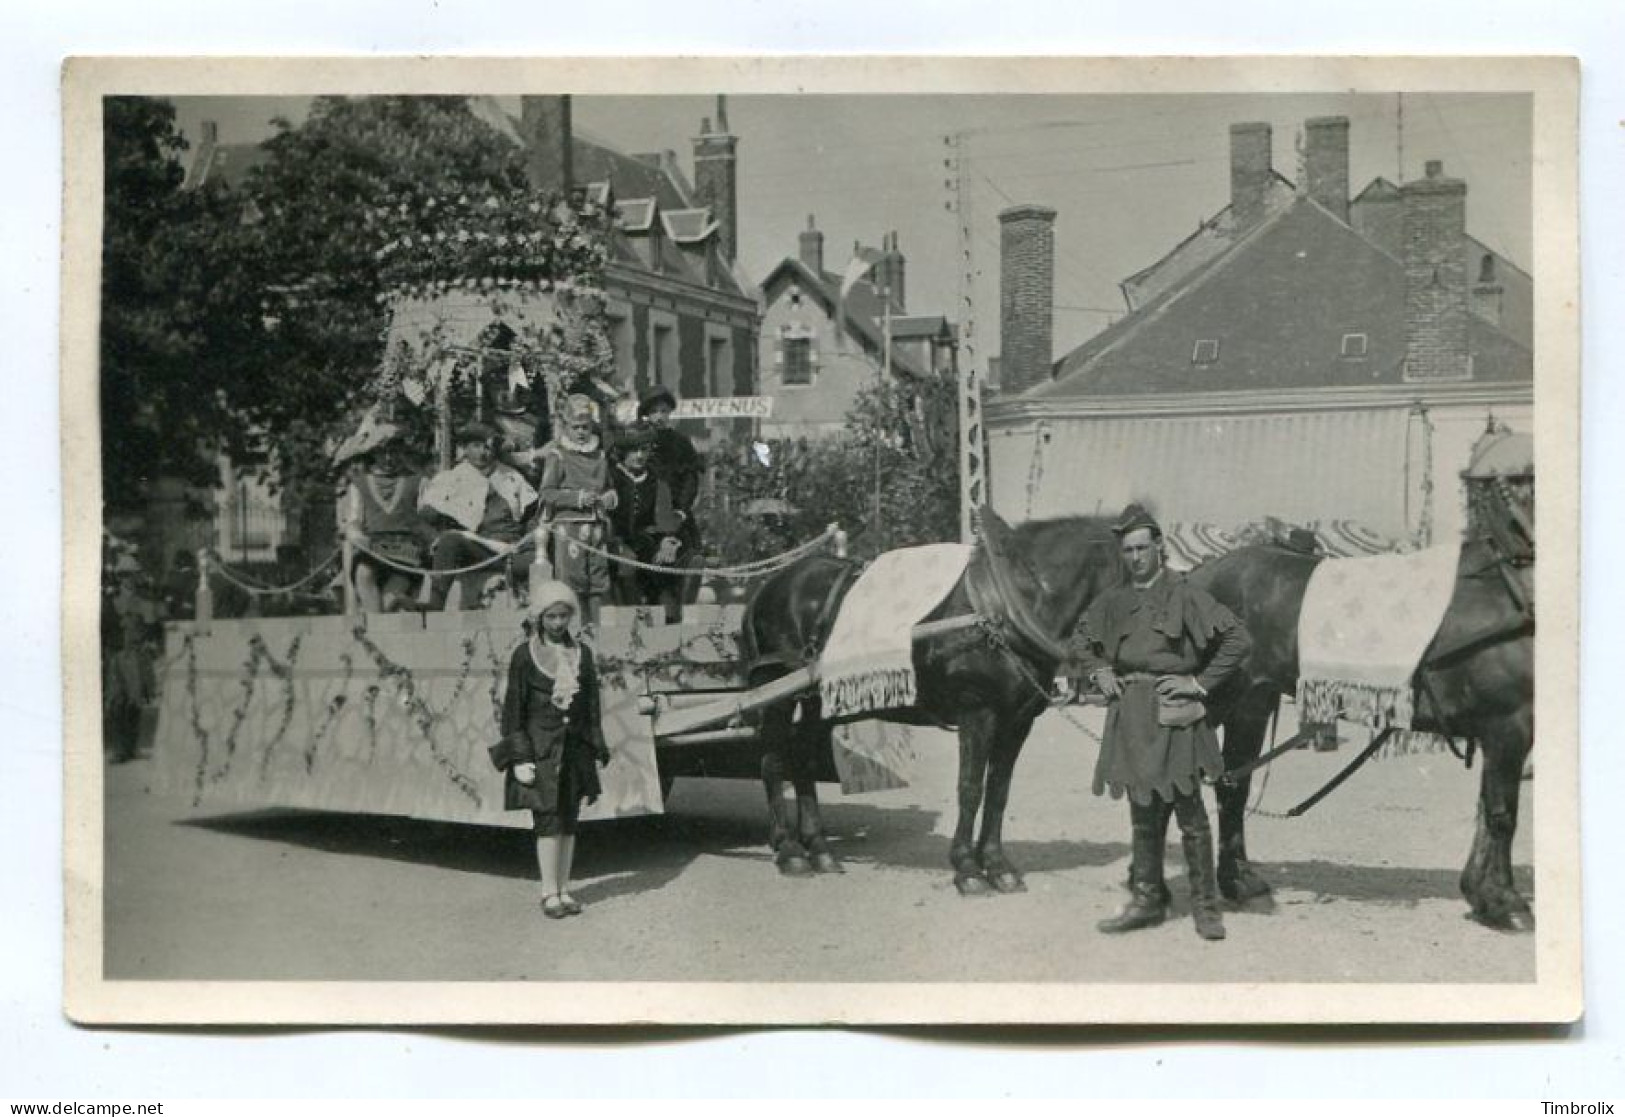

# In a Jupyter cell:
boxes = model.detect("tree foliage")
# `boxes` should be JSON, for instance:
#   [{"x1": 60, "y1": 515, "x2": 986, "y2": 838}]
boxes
[
  {"x1": 99, "y1": 95, "x2": 548, "y2": 513},
  {"x1": 701, "y1": 371, "x2": 962, "y2": 564}
]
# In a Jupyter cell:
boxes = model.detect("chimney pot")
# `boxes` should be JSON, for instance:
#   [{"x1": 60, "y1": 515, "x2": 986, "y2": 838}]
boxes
[
  {"x1": 1426, "y1": 159, "x2": 1444, "y2": 179},
  {"x1": 997, "y1": 204, "x2": 1058, "y2": 396}
]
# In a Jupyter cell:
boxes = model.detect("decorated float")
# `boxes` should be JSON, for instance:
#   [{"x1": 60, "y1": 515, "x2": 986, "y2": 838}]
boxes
[{"x1": 151, "y1": 185, "x2": 903, "y2": 827}]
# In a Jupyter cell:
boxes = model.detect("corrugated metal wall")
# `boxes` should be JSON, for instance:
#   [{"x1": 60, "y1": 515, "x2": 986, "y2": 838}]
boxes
[{"x1": 991, "y1": 407, "x2": 1414, "y2": 537}]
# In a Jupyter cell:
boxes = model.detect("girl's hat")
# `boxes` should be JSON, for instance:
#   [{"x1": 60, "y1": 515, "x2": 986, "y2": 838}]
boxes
[
  {"x1": 528, "y1": 579, "x2": 581, "y2": 618},
  {"x1": 616, "y1": 422, "x2": 657, "y2": 453}
]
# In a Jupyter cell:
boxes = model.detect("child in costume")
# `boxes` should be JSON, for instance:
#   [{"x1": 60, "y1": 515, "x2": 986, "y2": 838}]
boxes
[
  {"x1": 536, "y1": 394, "x2": 617, "y2": 627},
  {"x1": 491, "y1": 581, "x2": 612, "y2": 919}
]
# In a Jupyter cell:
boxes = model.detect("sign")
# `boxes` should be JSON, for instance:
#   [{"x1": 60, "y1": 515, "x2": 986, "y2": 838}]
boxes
[
  {"x1": 611, "y1": 395, "x2": 774, "y2": 424},
  {"x1": 675, "y1": 396, "x2": 774, "y2": 420}
]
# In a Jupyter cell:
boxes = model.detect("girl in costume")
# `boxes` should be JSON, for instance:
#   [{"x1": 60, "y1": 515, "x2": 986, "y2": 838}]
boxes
[{"x1": 491, "y1": 581, "x2": 612, "y2": 919}]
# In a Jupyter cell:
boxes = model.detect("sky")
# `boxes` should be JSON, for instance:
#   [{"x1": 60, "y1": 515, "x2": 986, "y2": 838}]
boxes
[{"x1": 169, "y1": 92, "x2": 1532, "y2": 364}]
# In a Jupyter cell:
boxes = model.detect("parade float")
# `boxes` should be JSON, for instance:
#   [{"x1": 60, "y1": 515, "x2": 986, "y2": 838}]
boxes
[{"x1": 151, "y1": 185, "x2": 906, "y2": 829}]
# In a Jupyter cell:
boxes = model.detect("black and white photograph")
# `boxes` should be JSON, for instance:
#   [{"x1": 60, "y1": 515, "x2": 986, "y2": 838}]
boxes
[{"x1": 61, "y1": 56, "x2": 1580, "y2": 1025}]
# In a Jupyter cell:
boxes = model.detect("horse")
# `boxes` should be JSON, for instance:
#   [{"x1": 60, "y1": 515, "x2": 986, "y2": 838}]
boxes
[
  {"x1": 739, "y1": 512, "x2": 1123, "y2": 894},
  {"x1": 1189, "y1": 537, "x2": 1536, "y2": 931}
]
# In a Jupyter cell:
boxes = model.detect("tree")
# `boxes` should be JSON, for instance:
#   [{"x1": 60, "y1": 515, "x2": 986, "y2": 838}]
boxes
[
  {"x1": 702, "y1": 371, "x2": 962, "y2": 564},
  {"x1": 99, "y1": 96, "x2": 235, "y2": 512},
  {"x1": 226, "y1": 96, "x2": 535, "y2": 492}
]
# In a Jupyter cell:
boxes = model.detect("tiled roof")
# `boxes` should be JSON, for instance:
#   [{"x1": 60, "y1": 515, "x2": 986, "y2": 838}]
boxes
[
  {"x1": 889, "y1": 314, "x2": 954, "y2": 340},
  {"x1": 1035, "y1": 197, "x2": 1531, "y2": 400},
  {"x1": 1119, "y1": 172, "x2": 1297, "y2": 310}
]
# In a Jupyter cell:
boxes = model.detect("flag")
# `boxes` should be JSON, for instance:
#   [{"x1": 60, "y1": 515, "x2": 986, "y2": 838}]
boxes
[{"x1": 838, "y1": 247, "x2": 885, "y2": 326}]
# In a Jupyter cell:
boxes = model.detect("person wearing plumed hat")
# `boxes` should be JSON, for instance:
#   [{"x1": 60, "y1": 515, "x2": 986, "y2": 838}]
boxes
[
  {"x1": 489, "y1": 581, "x2": 612, "y2": 919},
  {"x1": 1065, "y1": 502, "x2": 1253, "y2": 941}
]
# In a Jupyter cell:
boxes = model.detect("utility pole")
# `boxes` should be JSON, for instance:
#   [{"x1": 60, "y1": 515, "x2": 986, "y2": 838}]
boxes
[{"x1": 946, "y1": 131, "x2": 986, "y2": 543}]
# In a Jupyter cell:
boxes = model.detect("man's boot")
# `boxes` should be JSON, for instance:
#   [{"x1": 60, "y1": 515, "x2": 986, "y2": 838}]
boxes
[
  {"x1": 1177, "y1": 797, "x2": 1227, "y2": 941},
  {"x1": 1098, "y1": 799, "x2": 1169, "y2": 933}
]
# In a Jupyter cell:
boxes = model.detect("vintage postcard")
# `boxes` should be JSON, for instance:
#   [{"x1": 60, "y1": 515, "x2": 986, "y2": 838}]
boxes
[{"x1": 62, "y1": 55, "x2": 1580, "y2": 1025}]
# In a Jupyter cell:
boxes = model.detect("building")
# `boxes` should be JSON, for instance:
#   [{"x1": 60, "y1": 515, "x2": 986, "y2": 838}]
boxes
[
  {"x1": 986, "y1": 115, "x2": 1533, "y2": 547},
  {"x1": 756, "y1": 218, "x2": 957, "y2": 439}
]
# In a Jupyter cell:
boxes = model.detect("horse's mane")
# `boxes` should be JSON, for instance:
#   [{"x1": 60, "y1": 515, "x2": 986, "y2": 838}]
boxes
[{"x1": 1009, "y1": 513, "x2": 1119, "y2": 549}]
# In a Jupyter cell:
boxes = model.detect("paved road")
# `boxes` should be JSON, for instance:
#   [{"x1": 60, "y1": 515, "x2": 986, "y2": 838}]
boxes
[{"x1": 104, "y1": 706, "x2": 1535, "y2": 984}]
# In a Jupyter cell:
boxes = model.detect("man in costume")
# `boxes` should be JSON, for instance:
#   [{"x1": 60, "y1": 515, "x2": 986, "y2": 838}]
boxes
[
  {"x1": 418, "y1": 421, "x2": 539, "y2": 610},
  {"x1": 637, "y1": 386, "x2": 704, "y2": 607},
  {"x1": 1067, "y1": 503, "x2": 1252, "y2": 941},
  {"x1": 536, "y1": 394, "x2": 617, "y2": 628},
  {"x1": 607, "y1": 421, "x2": 688, "y2": 621}
]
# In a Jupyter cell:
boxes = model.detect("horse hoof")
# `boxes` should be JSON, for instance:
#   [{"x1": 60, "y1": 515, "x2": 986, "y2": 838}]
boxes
[
  {"x1": 1469, "y1": 906, "x2": 1536, "y2": 933},
  {"x1": 811, "y1": 852, "x2": 845, "y2": 874},
  {"x1": 955, "y1": 873, "x2": 993, "y2": 897},
  {"x1": 990, "y1": 871, "x2": 1027, "y2": 894},
  {"x1": 777, "y1": 855, "x2": 815, "y2": 877},
  {"x1": 1219, "y1": 868, "x2": 1273, "y2": 903}
]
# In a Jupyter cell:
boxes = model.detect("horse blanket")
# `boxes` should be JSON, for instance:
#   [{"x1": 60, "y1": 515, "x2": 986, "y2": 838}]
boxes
[
  {"x1": 819, "y1": 543, "x2": 973, "y2": 718},
  {"x1": 1296, "y1": 545, "x2": 1459, "y2": 729}
]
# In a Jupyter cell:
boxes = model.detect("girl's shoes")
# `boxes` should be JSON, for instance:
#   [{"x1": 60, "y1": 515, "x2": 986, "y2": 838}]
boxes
[
  {"x1": 542, "y1": 895, "x2": 569, "y2": 920},
  {"x1": 558, "y1": 893, "x2": 583, "y2": 916}
]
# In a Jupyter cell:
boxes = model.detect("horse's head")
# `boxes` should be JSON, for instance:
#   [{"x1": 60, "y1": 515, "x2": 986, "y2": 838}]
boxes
[{"x1": 994, "y1": 509, "x2": 1124, "y2": 638}]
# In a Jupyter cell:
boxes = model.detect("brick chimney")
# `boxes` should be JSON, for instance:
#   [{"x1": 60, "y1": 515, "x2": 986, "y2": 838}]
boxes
[
  {"x1": 1230, "y1": 122, "x2": 1273, "y2": 230},
  {"x1": 520, "y1": 95, "x2": 573, "y2": 194},
  {"x1": 1304, "y1": 115, "x2": 1350, "y2": 222},
  {"x1": 873, "y1": 231, "x2": 906, "y2": 314},
  {"x1": 798, "y1": 214, "x2": 825, "y2": 274},
  {"x1": 1402, "y1": 160, "x2": 1471, "y2": 383},
  {"x1": 998, "y1": 204, "x2": 1057, "y2": 395},
  {"x1": 693, "y1": 95, "x2": 739, "y2": 262}
]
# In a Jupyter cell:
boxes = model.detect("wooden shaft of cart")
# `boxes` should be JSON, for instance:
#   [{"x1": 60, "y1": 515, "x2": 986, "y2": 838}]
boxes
[{"x1": 648, "y1": 615, "x2": 983, "y2": 738}]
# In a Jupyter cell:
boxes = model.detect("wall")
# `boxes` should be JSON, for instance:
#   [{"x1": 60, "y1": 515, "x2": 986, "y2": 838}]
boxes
[
  {"x1": 989, "y1": 393, "x2": 1533, "y2": 546},
  {"x1": 757, "y1": 286, "x2": 882, "y2": 438}
]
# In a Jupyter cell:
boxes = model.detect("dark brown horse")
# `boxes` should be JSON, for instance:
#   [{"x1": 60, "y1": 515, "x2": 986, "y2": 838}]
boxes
[
  {"x1": 1189, "y1": 538, "x2": 1536, "y2": 931},
  {"x1": 741, "y1": 514, "x2": 1123, "y2": 894}
]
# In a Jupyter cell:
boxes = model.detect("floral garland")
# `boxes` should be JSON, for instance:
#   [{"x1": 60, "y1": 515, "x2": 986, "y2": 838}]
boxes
[
  {"x1": 370, "y1": 188, "x2": 611, "y2": 302},
  {"x1": 303, "y1": 653, "x2": 355, "y2": 775},
  {"x1": 254, "y1": 634, "x2": 305, "y2": 779},
  {"x1": 351, "y1": 626, "x2": 483, "y2": 807}
]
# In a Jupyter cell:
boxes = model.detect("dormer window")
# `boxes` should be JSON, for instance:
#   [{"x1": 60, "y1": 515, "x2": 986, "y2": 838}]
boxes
[
  {"x1": 1192, "y1": 339, "x2": 1220, "y2": 366},
  {"x1": 1340, "y1": 332, "x2": 1369, "y2": 360}
]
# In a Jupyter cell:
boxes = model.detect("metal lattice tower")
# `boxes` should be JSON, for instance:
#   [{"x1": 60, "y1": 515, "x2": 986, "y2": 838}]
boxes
[{"x1": 947, "y1": 131, "x2": 986, "y2": 542}]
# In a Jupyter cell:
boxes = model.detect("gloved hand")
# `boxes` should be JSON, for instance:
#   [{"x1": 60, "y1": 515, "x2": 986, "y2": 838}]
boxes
[
  {"x1": 1155, "y1": 674, "x2": 1204, "y2": 700},
  {"x1": 513, "y1": 762, "x2": 537, "y2": 786},
  {"x1": 654, "y1": 536, "x2": 683, "y2": 567},
  {"x1": 1092, "y1": 667, "x2": 1124, "y2": 700}
]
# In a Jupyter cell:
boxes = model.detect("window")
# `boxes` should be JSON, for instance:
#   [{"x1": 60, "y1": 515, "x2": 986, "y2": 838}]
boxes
[
  {"x1": 1191, "y1": 339, "x2": 1220, "y2": 365},
  {"x1": 708, "y1": 334, "x2": 733, "y2": 396},
  {"x1": 1339, "y1": 332, "x2": 1369, "y2": 359},
  {"x1": 783, "y1": 337, "x2": 813, "y2": 385},
  {"x1": 651, "y1": 321, "x2": 678, "y2": 389}
]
